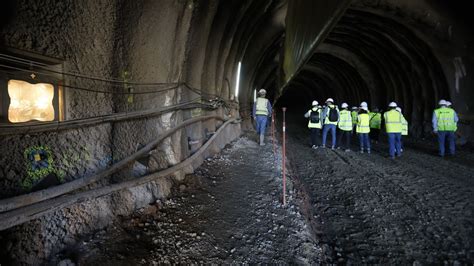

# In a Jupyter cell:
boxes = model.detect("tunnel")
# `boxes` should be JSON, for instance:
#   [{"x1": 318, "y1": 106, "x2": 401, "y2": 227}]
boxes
[{"x1": 0, "y1": 0, "x2": 473, "y2": 264}]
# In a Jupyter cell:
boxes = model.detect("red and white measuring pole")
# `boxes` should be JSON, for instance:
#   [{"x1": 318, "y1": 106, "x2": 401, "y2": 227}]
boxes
[
  {"x1": 271, "y1": 111, "x2": 276, "y2": 158},
  {"x1": 282, "y1": 107, "x2": 287, "y2": 206}
]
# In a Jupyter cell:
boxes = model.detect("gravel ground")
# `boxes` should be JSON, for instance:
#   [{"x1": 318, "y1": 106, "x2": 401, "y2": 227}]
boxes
[
  {"x1": 284, "y1": 116, "x2": 473, "y2": 264},
  {"x1": 55, "y1": 136, "x2": 321, "y2": 265}
]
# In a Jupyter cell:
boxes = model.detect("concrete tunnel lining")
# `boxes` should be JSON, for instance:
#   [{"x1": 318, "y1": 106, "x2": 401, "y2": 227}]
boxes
[{"x1": 0, "y1": 0, "x2": 473, "y2": 264}]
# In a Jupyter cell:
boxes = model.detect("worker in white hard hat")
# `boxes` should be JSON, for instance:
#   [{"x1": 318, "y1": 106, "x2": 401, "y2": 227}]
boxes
[
  {"x1": 321, "y1": 98, "x2": 339, "y2": 149},
  {"x1": 396, "y1": 107, "x2": 408, "y2": 152},
  {"x1": 337, "y1": 102, "x2": 352, "y2": 151},
  {"x1": 357, "y1": 105, "x2": 371, "y2": 153},
  {"x1": 384, "y1": 102, "x2": 404, "y2": 159},
  {"x1": 304, "y1": 100, "x2": 322, "y2": 149},
  {"x1": 252, "y1": 89, "x2": 272, "y2": 146},
  {"x1": 433, "y1": 99, "x2": 458, "y2": 157}
]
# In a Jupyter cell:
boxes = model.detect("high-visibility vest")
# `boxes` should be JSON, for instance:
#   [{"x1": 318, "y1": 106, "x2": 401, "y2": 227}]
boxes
[
  {"x1": 401, "y1": 116, "x2": 408, "y2": 136},
  {"x1": 324, "y1": 105, "x2": 339, "y2": 125},
  {"x1": 369, "y1": 112, "x2": 382, "y2": 129},
  {"x1": 434, "y1": 107, "x2": 456, "y2": 131},
  {"x1": 255, "y1": 97, "x2": 269, "y2": 116},
  {"x1": 307, "y1": 107, "x2": 322, "y2": 129},
  {"x1": 338, "y1": 110, "x2": 352, "y2": 131},
  {"x1": 357, "y1": 113, "x2": 370, "y2": 133},
  {"x1": 351, "y1": 111, "x2": 358, "y2": 125},
  {"x1": 384, "y1": 109, "x2": 403, "y2": 133}
]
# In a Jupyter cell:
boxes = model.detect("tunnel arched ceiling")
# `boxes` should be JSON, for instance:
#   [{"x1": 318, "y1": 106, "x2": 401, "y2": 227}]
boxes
[{"x1": 273, "y1": 8, "x2": 451, "y2": 137}]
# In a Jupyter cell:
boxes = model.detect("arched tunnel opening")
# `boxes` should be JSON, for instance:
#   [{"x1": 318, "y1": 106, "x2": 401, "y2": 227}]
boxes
[{"x1": 0, "y1": 0, "x2": 473, "y2": 264}]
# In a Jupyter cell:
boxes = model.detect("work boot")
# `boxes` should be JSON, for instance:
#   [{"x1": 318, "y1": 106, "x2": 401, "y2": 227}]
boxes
[
  {"x1": 259, "y1": 134, "x2": 265, "y2": 146},
  {"x1": 360, "y1": 149, "x2": 364, "y2": 154},
  {"x1": 367, "y1": 149, "x2": 371, "y2": 154}
]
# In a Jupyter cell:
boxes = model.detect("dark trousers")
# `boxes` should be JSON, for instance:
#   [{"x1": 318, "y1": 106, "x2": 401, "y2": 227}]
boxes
[
  {"x1": 310, "y1": 128, "x2": 320, "y2": 146},
  {"x1": 370, "y1": 128, "x2": 380, "y2": 142},
  {"x1": 437, "y1": 131, "x2": 455, "y2": 156},
  {"x1": 337, "y1": 129, "x2": 351, "y2": 149}
]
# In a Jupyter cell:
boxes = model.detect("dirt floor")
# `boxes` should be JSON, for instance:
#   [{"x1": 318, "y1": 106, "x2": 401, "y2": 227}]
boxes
[
  {"x1": 52, "y1": 119, "x2": 473, "y2": 264},
  {"x1": 53, "y1": 136, "x2": 321, "y2": 265},
  {"x1": 284, "y1": 114, "x2": 473, "y2": 264}
]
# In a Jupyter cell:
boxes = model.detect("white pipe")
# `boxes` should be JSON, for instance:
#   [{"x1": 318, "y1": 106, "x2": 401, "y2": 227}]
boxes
[{"x1": 235, "y1": 61, "x2": 241, "y2": 99}]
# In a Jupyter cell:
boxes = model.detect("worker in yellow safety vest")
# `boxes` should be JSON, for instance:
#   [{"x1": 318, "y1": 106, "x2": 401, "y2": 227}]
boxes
[
  {"x1": 384, "y1": 102, "x2": 404, "y2": 159},
  {"x1": 432, "y1": 99, "x2": 458, "y2": 157},
  {"x1": 337, "y1": 103, "x2": 353, "y2": 152},
  {"x1": 396, "y1": 107, "x2": 408, "y2": 152},
  {"x1": 321, "y1": 98, "x2": 339, "y2": 149},
  {"x1": 369, "y1": 108, "x2": 382, "y2": 144},
  {"x1": 351, "y1": 107, "x2": 358, "y2": 132},
  {"x1": 304, "y1": 100, "x2": 322, "y2": 149},
  {"x1": 357, "y1": 105, "x2": 371, "y2": 153},
  {"x1": 252, "y1": 89, "x2": 272, "y2": 146}
]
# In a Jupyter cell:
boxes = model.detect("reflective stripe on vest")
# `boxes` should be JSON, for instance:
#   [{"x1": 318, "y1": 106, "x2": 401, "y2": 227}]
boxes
[
  {"x1": 338, "y1": 110, "x2": 352, "y2": 131},
  {"x1": 369, "y1": 112, "x2": 382, "y2": 129},
  {"x1": 256, "y1": 97, "x2": 269, "y2": 116},
  {"x1": 357, "y1": 113, "x2": 370, "y2": 133},
  {"x1": 308, "y1": 107, "x2": 322, "y2": 129},
  {"x1": 401, "y1": 116, "x2": 408, "y2": 136},
  {"x1": 434, "y1": 107, "x2": 456, "y2": 131},
  {"x1": 384, "y1": 110, "x2": 402, "y2": 133}
]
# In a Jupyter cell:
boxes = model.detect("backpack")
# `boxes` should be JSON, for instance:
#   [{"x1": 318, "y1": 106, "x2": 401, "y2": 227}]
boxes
[
  {"x1": 310, "y1": 110, "x2": 320, "y2": 123},
  {"x1": 328, "y1": 107, "x2": 338, "y2": 122}
]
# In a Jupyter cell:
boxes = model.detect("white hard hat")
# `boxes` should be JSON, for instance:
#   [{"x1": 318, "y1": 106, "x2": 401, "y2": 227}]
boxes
[
  {"x1": 351, "y1": 106, "x2": 358, "y2": 110},
  {"x1": 395, "y1": 107, "x2": 402, "y2": 113},
  {"x1": 326, "y1": 98, "x2": 334, "y2": 103},
  {"x1": 438, "y1": 99, "x2": 447, "y2": 105},
  {"x1": 360, "y1": 101, "x2": 368, "y2": 108},
  {"x1": 361, "y1": 106, "x2": 368, "y2": 111},
  {"x1": 388, "y1": 102, "x2": 397, "y2": 108},
  {"x1": 258, "y1": 89, "x2": 266, "y2": 95},
  {"x1": 446, "y1": 101, "x2": 452, "y2": 106},
  {"x1": 312, "y1": 100, "x2": 318, "y2": 106},
  {"x1": 341, "y1": 103, "x2": 348, "y2": 108}
]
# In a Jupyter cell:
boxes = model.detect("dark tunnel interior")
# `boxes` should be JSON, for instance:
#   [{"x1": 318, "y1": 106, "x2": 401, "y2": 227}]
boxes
[{"x1": 0, "y1": 0, "x2": 474, "y2": 264}]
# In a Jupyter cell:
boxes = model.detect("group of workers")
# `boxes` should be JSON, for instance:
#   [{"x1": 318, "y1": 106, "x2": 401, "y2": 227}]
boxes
[
  {"x1": 304, "y1": 98, "x2": 458, "y2": 158},
  {"x1": 252, "y1": 88, "x2": 459, "y2": 158}
]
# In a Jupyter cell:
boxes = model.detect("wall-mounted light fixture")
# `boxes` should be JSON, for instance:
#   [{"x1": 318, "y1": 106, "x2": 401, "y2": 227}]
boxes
[{"x1": 234, "y1": 61, "x2": 241, "y2": 100}]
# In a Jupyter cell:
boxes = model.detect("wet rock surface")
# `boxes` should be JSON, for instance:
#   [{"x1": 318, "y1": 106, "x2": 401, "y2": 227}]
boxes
[
  {"x1": 56, "y1": 136, "x2": 320, "y2": 264},
  {"x1": 286, "y1": 120, "x2": 474, "y2": 264}
]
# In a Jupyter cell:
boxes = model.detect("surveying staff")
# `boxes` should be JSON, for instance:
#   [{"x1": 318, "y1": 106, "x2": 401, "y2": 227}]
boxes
[
  {"x1": 337, "y1": 103, "x2": 353, "y2": 152},
  {"x1": 384, "y1": 102, "x2": 404, "y2": 159},
  {"x1": 357, "y1": 106, "x2": 371, "y2": 153},
  {"x1": 304, "y1": 101, "x2": 322, "y2": 149},
  {"x1": 432, "y1": 99, "x2": 458, "y2": 157},
  {"x1": 369, "y1": 108, "x2": 382, "y2": 143},
  {"x1": 321, "y1": 98, "x2": 339, "y2": 149},
  {"x1": 252, "y1": 89, "x2": 272, "y2": 146},
  {"x1": 396, "y1": 107, "x2": 408, "y2": 152}
]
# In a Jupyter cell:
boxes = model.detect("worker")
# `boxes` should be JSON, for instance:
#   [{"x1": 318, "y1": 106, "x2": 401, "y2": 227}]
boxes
[
  {"x1": 396, "y1": 107, "x2": 408, "y2": 152},
  {"x1": 369, "y1": 108, "x2": 382, "y2": 144},
  {"x1": 433, "y1": 99, "x2": 458, "y2": 157},
  {"x1": 357, "y1": 105, "x2": 371, "y2": 153},
  {"x1": 351, "y1": 106, "x2": 358, "y2": 132},
  {"x1": 321, "y1": 98, "x2": 339, "y2": 149},
  {"x1": 384, "y1": 102, "x2": 403, "y2": 159},
  {"x1": 337, "y1": 103, "x2": 353, "y2": 151},
  {"x1": 304, "y1": 100, "x2": 322, "y2": 149},
  {"x1": 252, "y1": 89, "x2": 272, "y2": 146}
]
